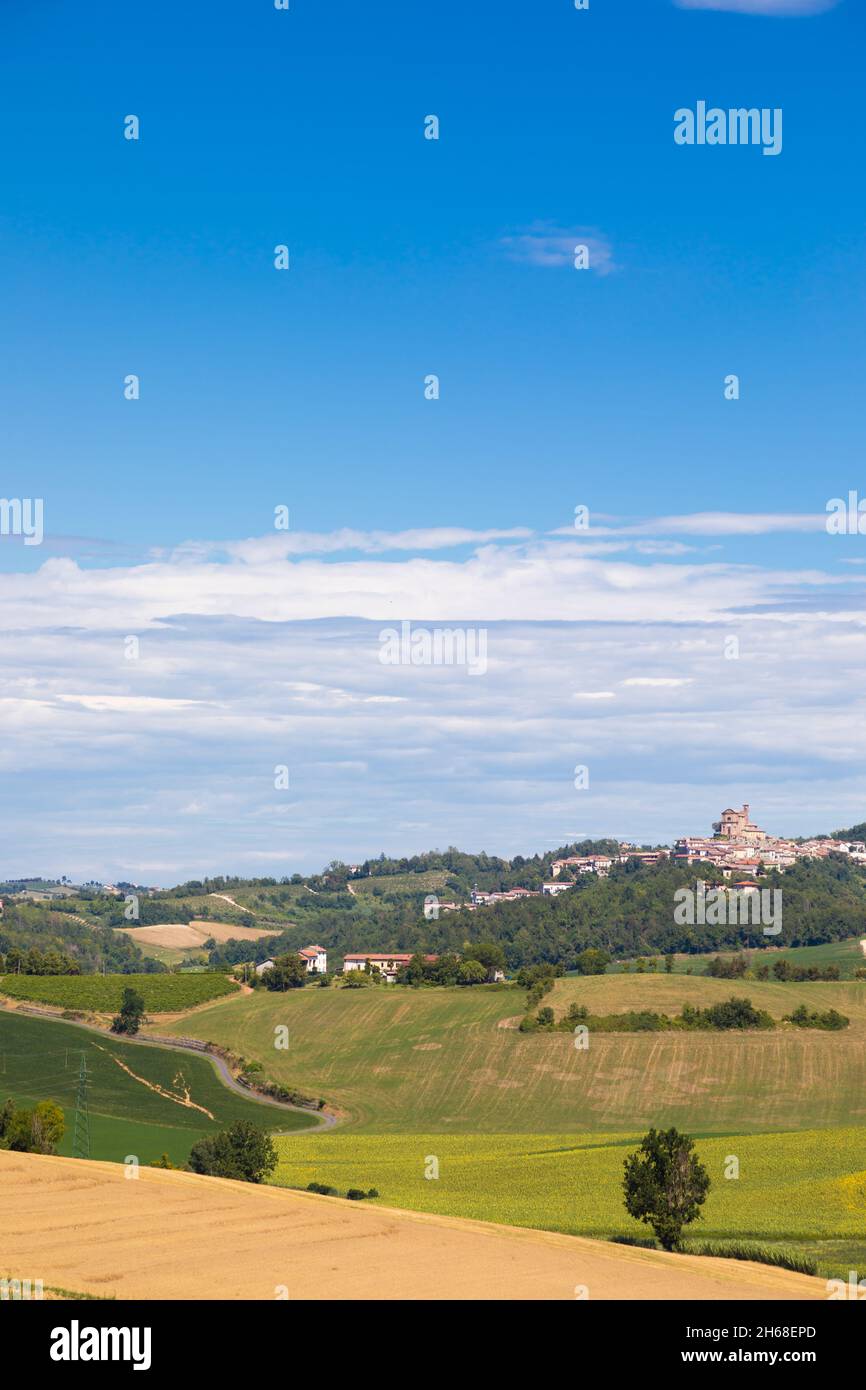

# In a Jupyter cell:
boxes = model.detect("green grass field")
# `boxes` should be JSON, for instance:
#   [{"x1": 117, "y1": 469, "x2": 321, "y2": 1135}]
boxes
[
  {"x1": 0, "y1": 972, "x2": 238, "y2": 1013},
  {"x1": 615, "y1": 937, "x2": 866, "y2": 979},
  {"x1": 167, "y1": 973, "x2": 866, "y2": 1133},
  {"x1": 270, "y1": 1127, "x2": 866, "y2": 1280},
  {"x1": 549, "y1": 970, "x2": 866, "y2": 1019},
  {"x1": 0, "y1": 1010, "x2": 316, "y2": 1165}
]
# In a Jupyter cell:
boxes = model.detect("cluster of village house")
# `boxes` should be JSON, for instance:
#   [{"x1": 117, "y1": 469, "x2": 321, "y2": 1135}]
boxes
[
  {"x1": 545, "y1": 804, "x2": 866, "y2": 884},
  {"x1": 457, "y1": 804, "x2": 866, "y2": 907}
]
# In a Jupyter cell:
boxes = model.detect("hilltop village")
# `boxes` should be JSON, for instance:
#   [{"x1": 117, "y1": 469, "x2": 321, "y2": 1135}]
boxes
[{"x1": 449, "y1": 805, "x2": 866, "y2": 910}]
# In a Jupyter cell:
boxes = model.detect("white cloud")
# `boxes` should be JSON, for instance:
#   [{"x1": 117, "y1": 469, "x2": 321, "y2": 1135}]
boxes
[
  {"x1": 1, "y1": 541, "x2": 845, "y2": 634},
  {"x1": 169, "y1": 526, "x2": 534, "y2": 565},
  {"x1": 551, "y1": 511, "x2": 828, "y2": 539},
  {"x1": 2, "y1": 526, "x2": 865, "y2": 881},
  {"x1": 500, "y1": 223, "x2": 615, "y2": 274},
  {"x1": 621, "y1": 677, "x2": 694, "y2": 688},
  {"x1": 674, "y1": 0, "x2": 839, "y2": 14}
]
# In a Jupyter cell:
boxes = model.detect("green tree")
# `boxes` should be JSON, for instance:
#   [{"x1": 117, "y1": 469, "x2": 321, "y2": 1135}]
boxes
[
  {"x1": 110, "y1": 986, "x2": 146, "y2": 1035},
  {"x1": 622, "y1": 1127, "x2": 710, "y2": 1251},
  {"x1": 187, "y1": 1121, "x2": 277, "y2": 1184},
  {"x1": 263, "y1": 954, "x2": 307, "y2": 991},
  {"x1": 0, "y1": 1097, "x2": 16, "y2": 1142},
  {"x1": 29, "y1": 1100, "x2": 66, "y2": 1153},
  {"x1": 2, "y1": 1099, "x2": 65, "y2": 1154},
  {"x1": 401, "y1": 953, "x2": 428, "y2": 987},
  {"x1": 574, "y1": 947, "x2": 610, "y2": 976},
  {"x1": 463, "y1": 941, "x2": 507, "y2": 980},
  {"x1": 456, "y1": 958, "x2": 487, "y2": 986}
]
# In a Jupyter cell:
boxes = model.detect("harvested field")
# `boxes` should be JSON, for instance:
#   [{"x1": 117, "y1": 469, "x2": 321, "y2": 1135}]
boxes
[
  {"x1": 0, "y1": 1151, "x2": 827, "y2": 1301},
  {"x1": 117, "y1": 919, "x2": 273, "y2": 949}
]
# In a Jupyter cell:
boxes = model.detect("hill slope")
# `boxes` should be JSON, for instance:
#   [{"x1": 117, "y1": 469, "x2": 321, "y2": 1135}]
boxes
[
  {"x1": 0, "y1": 1150, "x2": 826, "y2": 1301},
  {"x1": 167, "y1": 975, "x2": 866, "y2": 1133},
  {"x1": 0, "y1": 1009, "x2": 316, "y2": 1164}
]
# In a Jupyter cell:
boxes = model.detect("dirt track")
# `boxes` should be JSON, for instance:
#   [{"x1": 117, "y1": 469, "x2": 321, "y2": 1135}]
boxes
[{"x1": 1, "y1": 1152, "x2": 827, "y2": 1301}]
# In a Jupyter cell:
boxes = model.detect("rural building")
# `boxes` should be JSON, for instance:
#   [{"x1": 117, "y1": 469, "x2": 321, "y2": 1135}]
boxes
[
  {"x1": 255, "y1": 945, "x2": 327, "y2": 977},
  {"x1": 298, "y1": 945, "x2": 327, "y2": 974},
  {"x1": 343, "y1": 952, "x2": 437, "y2": 982}
]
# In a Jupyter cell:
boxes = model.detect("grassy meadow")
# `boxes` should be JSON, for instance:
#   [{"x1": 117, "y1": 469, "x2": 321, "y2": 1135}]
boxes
[
  {"x1": 630, "y1": 937, "x2": 866, "y2": 980},
  {"x1": 0, "y1": 1010, "x2": 316, "y2": 1166},
  {"x1": 167, "y1": 973, "x2": 866, "y2": 1133}
]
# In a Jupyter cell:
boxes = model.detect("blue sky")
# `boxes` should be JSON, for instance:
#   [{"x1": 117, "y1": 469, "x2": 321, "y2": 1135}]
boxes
[{"x1": 1, "y1": 0, "x2": 865, "y2": 882}]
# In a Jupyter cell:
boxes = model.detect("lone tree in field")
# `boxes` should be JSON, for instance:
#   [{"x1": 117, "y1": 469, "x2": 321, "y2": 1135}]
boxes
[
  {"x1": 187, "y1": 1121, "x2": 278, "y2": 1184},
  {"x1": 622, "y1": 1127, "x2": 710, "y2": 1251},
  {"x1": 110, "y1": 986, "x2": 146, "y2": 1035}
]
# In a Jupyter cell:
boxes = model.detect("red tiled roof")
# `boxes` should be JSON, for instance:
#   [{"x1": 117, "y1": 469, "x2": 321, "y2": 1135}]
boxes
[
  {"x1": 343, "y1": 952, "x2": 440, "y2": 963},
  {"x1": 344, "y1": 953, "x2": 413, "y2": 961}
]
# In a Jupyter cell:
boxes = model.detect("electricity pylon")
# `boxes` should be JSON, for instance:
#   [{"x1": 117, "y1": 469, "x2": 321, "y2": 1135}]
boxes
[{"x1": 72, "y1": 1052, "x2": 90, "y2": 1160}]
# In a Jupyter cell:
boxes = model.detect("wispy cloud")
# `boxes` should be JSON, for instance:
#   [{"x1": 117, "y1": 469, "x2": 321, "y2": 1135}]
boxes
[
  {"x1": 621, "y1": 677, "x2": 694, "y2": 688},
  {"x1": 164, "y1": 527, "x2": 533, "y2": 565},
  {"x1": 673, "y1": 0, "x2": 840, "y2": 15},
  {"x1": 500, "y1": 222, "x2": 615, "y2": 274},
  {"x1": 551, "y1": 511, "x2": 828, "y2": 539}
]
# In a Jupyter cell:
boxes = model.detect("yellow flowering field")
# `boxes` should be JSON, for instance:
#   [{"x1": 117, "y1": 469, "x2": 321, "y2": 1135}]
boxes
[{"x1": 272, "y1": 1126, "x2": 866, "y2": 1277}]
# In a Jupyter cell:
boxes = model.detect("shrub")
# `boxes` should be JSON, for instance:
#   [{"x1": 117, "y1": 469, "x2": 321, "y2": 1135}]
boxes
[
  {"x1": 187, "y1": 1122, "x2": 277, "y2": 1184},
  {"x1": 705, "y1": 954, "x2": 748, "y2": 979},
  {"x1": 783, "y1": 1004, "x2": 849, "y2": 1031},
  {"x1": 681, "y1": 997, "x2": 773, "y2": 1031}
]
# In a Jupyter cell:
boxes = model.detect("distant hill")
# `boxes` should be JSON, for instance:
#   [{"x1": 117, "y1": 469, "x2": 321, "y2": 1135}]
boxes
[
  {"x1": 830, "y1": 821, "x2": 866, "y2": 842},
  {"x1": 5, "y1": 832, "x2": 866, "y2": 976}
]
